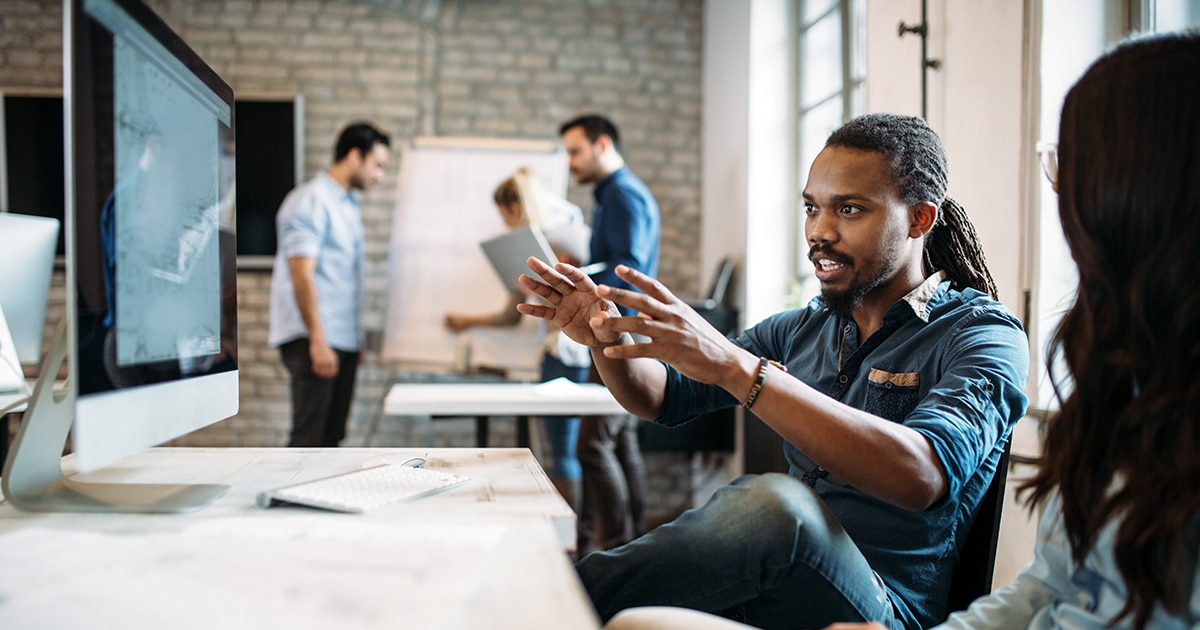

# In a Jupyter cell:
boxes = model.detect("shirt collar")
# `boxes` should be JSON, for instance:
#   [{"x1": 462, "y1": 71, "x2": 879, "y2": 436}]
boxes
[
  {"x1": 899, "y1": 270, "x2": 947, "y2": 322},
  {"x1": 592, "y1": 165, "x2": 627, "y2": 200},
  {"x1": 317, "y1": 171, "x2": 358, "y2": 204}
]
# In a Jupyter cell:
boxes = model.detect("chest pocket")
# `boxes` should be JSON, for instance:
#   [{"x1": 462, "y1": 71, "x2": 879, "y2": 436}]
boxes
[{"x1": 865, "y1": 368, "x2": 920, "y2": 423}]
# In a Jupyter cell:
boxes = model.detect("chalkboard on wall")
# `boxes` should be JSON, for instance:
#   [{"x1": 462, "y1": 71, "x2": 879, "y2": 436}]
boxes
[
  {"x1": 1, "y1": 93, "x2": 66, "y2": 255},
  {"x1": 233, "y1": 97, "x2": 303, "y2": 262},
  {"x1": 0, "y1": 93, "x2": 302, "y2": 263}
]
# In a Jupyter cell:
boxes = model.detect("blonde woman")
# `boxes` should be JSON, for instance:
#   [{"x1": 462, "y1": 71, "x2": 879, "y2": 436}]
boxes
[{"x1": 444, "y1": 167, "x2": 590, "y2": 508}]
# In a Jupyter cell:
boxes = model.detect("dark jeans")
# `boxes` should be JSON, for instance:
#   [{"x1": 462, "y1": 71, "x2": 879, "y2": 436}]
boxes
[
  {"x1": 578, "y1": 365, "x2": 648, "y2": 552},
  {"x1": 279, "y1": 338, "x2": 359, "y2": 447},
  {"x1": 576, "y1": 474, "x2": 902, "y2": 629}
]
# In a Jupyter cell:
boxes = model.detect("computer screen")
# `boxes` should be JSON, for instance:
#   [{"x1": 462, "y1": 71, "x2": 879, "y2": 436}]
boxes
[
  {"x1": 1, "y1": 0, "x2": 238, "y2": 513},
  {"x1": 0, "y1": 213, "x2": 59, "y2": 367}
]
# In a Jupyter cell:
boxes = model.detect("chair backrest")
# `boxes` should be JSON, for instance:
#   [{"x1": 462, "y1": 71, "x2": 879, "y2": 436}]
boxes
[
  {"x1": 705, "y1": 256, "x2": 736, "y2": 306},
  {"x1": 945, "y1": 440, "x2": 1011, "y2": 614}
]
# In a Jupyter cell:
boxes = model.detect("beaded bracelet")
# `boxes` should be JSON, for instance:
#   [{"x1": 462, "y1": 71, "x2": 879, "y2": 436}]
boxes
[{"x1": 741, "y1": 357, "x2": 786, "y2": 410}]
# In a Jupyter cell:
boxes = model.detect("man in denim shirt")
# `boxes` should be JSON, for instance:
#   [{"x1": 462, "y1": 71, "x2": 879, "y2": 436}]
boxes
[
  {"x1": 518, "y1": 114, "x2": 1029, "y2": 629},
  {"x1": 560, "y1": 114, "x2": 661, "y2": 552}
]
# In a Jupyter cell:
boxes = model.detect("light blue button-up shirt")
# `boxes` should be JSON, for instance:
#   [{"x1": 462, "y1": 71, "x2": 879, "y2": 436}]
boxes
[
  {"x1": 658, "y1": 273, "x2": 1030, "y2": 628},
  {"x1": 268, "y1": 171, "x2": 365, "y2": 351}
]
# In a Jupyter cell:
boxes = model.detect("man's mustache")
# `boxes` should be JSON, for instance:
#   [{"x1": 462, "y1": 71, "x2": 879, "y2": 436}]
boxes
[{"x1": 808, "y1": 247, "x2": 852, "y2": 266}]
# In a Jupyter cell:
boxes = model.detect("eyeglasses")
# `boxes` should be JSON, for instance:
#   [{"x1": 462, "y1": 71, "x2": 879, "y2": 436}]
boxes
[{"x1": 1036, "y1": 141, "x2": 1058, "y2": 187}]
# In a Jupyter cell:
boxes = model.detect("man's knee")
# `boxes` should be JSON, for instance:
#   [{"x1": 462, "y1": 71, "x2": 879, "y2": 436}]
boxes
[{"x1": 715, "y1": 473, "x2": 835, "y2": 542}]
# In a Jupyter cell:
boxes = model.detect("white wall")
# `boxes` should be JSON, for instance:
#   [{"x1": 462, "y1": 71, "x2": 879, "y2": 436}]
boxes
[
  {"x1": 700, "y1": 0, "x2": 750, "y2": 313},
  {"x1": 701, "y1": 0, "x2": 794, "y2": 327},
  {"x1": 867, "y1": 0, "x2": 1028, "y2": 317}
]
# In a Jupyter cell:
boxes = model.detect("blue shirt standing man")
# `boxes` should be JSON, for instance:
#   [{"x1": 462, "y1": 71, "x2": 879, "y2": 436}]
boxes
[
  {"x1": 268, "y1": 122, "x2": 391, "y2": 447},
  {"x1": 559, "y1": 114, "x2": 661, "y2": 552}
]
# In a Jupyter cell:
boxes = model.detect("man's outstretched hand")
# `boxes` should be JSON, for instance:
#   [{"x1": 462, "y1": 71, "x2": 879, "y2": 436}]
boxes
[
  {"x1": 515, "y1": 256, "x2": 624, "y2": 348},
  {"x1": 583, "y1": 264, "x2": 748, "y2": 386}
]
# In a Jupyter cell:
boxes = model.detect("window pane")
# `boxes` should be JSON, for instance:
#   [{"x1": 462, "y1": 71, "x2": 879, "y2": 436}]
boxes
[
  {"x1": 800, "y1": 13, "x2": 843, "y2": 109},
  {"x1": 793, "y1": 97, "x2": 844, "y2": 305},
  {"x1": 803, "y1": 0, "x2": 839, "y2": 24},
  {"x1": 1155, "y1": 0, "x2": 1200, "y2": 30},
  {"x1": 799, "y1": 97, "x2": 843, "y2": 178},
  {"x1": 1033, "y1": 0, "x2": 1122, "y2": 409}
]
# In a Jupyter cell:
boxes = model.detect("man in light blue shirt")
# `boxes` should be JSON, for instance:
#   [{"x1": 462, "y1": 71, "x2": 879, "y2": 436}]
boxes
[{"x1": 269, "y1": 122, "x2": 391, "y2": 447}]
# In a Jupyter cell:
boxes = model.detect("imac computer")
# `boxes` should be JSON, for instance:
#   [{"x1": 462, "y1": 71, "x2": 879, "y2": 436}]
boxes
[{"x1": 1, "y1": 0, "x2": 238, "y2": 512}]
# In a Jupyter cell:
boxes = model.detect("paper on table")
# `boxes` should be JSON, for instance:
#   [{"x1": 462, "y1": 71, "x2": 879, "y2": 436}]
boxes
[{"x1": 530, "y1": 376, "x2": 605, "y2": 399}]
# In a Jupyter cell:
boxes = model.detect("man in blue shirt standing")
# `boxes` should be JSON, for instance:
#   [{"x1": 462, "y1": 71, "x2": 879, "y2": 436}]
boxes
[
  {"x1": 269, "y1": 122, "x2": 391, "y2": 447},
  {"x1": 519, "y1": 114, "x2": 1029, "y2": 629},
  {"x1": 559, "y1": 114, "x2": 661, "y2": 553}
]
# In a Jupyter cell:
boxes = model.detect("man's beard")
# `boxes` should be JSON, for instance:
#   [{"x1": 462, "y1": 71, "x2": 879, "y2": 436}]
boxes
[
  {"x1": 572, "y1": 168, "x2": 598, "y2": 185},
  {"x1": 813, "y1": 241, "x2": 901, "y2": 318},
  {"x1": 819, "y1": 286, "x2": 865, "y2": 318}
]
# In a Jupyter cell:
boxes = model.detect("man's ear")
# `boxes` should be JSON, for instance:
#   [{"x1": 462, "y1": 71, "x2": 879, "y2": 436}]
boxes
[
  {"x1": 595, "y1": 134, "x2": 614, "y2": 155},
  {"x1": 909, "y1": 201, "x2": 938, "y2": 238}
]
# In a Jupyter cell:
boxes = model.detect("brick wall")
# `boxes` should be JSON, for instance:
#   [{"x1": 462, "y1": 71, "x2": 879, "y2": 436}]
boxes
[{"x1": 1, "y1": 0, "x2": 707, "y2": 523}]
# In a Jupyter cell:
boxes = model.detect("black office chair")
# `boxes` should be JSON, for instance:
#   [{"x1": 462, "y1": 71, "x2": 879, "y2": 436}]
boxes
[
  {"x1": 945, "y1": 441, "x2": 1012, "y2": 614},
  {"x1": 641, "y1": 257, "x2": 739, "y2": 453}
]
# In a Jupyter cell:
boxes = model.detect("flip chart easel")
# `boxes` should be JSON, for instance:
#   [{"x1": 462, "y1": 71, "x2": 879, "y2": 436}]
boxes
[{"x1": 380, "y1": 137, "x2": 570, "y2": 374}]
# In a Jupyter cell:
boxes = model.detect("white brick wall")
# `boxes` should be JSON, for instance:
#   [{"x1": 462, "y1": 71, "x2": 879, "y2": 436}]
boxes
[{"x1": 2, "y1": 0, "x2": 704, "y2": 524}]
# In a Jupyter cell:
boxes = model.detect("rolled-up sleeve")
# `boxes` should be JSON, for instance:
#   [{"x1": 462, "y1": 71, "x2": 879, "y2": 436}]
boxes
[
  {"x1": 277, "y1": 195, "x2": 324, "y2": 260},
  {"x1": 906, "y1": 308, "x2": 1029, "y2": 503}
]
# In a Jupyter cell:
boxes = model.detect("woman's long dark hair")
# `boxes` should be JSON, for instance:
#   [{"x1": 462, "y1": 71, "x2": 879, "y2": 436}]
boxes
[{"x1": 1022, "y1": 31, "x2": 1200, "y2": 629}]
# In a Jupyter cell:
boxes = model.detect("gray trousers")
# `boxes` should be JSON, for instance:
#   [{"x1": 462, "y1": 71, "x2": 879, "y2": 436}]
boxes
[
  {"x1": 577, "y1": 365, "x2": 649, "y2": 552},
  {"x1": 279, "y1": 338, "x2": 359, "y2": 447}
]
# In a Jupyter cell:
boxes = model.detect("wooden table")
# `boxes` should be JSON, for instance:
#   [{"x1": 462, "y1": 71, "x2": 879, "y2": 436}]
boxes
[{"x1": 0, "y1": 447, "x2": 599, "y2": 629}]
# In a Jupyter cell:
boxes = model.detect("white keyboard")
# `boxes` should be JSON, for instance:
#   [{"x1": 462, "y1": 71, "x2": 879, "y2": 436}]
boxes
[{"x1": 256, "y1": 464, "x2": 471, "y2": 513}]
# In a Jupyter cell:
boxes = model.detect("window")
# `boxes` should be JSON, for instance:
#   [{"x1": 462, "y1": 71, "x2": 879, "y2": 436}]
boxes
[
  {"x1": 1029, "y1": 0, "x2": 1200, "y2": 409},
  {"x1": 792, "y1": 0, "x2": 865, "y2": 305},
  {"x1": 0, "y1": 93, "x2": 302, "y2": 266}
]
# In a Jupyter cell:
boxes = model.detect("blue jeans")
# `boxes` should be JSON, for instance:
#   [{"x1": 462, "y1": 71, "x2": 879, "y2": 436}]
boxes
[
  {"x1": 576, "y1": 473, "x2": 901, "y2": 629},
  {"x1": 539, "y1": 353, "x2": 588, "y2": 480}
]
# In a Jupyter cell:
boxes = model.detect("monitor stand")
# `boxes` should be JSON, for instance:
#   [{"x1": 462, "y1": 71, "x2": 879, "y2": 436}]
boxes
[{"x1": 1, "y1": 322, "x2": 229, "y2": 513}]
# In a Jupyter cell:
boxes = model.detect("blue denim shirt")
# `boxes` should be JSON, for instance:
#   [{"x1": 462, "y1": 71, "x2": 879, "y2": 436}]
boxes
[
  {"x1": 589, "y1": 166, "x2": 660, "y2": 316},
  {"x1": 658, "y1": 273, "x2": 1030, "y2": 628}
]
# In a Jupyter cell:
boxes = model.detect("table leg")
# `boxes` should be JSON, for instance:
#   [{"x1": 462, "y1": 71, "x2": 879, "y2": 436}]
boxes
[
  {"x1": 517, "y1": 415, "x2": 531, "y2": 448},
  {"x1": 475, "y1": 416, "x2": 489, "y2": 448}
]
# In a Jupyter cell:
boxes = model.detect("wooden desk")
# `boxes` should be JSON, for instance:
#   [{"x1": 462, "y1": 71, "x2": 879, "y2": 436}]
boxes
[
  {"x1": 371, "y1": 379, "x2": 628, "y2": 448},
  {"x1": 0, "y1": 447, "x2": 599, "y2": 629}
]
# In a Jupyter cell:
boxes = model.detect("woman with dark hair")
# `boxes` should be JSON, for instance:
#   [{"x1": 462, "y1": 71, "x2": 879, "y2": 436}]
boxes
[{"x1": 815, "y1": 30, "x2": 1200, "y2": 630}]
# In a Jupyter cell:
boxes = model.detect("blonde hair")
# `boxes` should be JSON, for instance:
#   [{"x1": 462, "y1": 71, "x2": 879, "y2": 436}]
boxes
[
  {"x1": 492, "y1": 166, "x2": 590, "y2": 265},
  {"x1": 492, "y1": 166, "x2": 556, "y2": 227}
]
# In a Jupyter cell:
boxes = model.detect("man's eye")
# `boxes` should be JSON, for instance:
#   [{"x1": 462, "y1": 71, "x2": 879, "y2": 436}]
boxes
[
  {"x1": 803, "y1": 203, "x2": 817, "y2": 215},
  {"x1": 839, "y1": 205, "x2": 861, "y2": 215}
]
